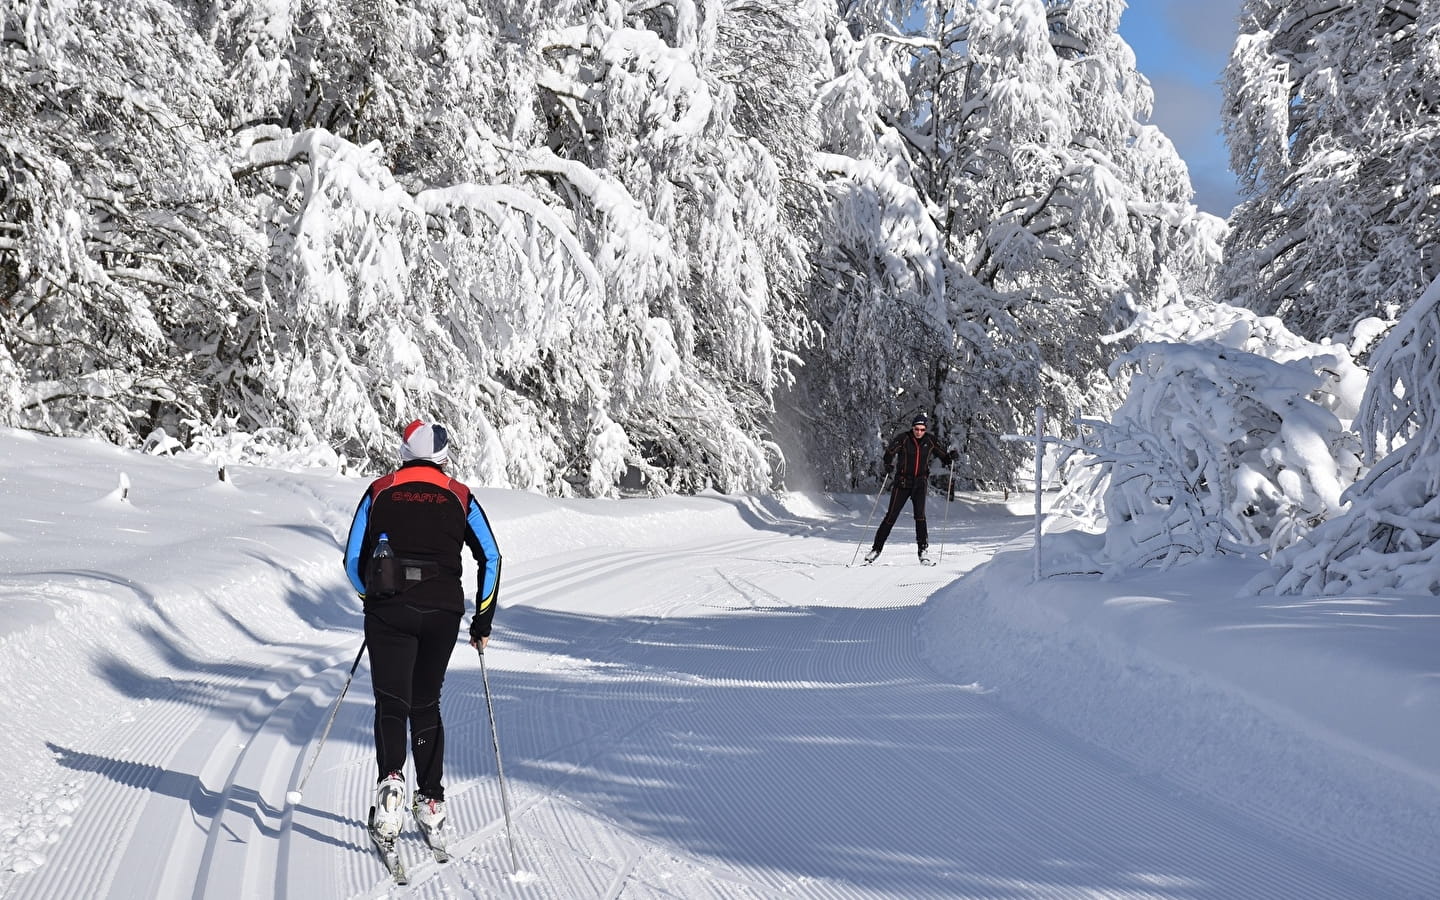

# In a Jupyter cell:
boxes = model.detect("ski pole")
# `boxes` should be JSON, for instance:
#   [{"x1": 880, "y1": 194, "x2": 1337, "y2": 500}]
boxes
[
  {"x1": 478, "y1": 646, "x2": 520, "y2": 872},
  {"x1": 850, "y1": 470, "x2": 892, "y2": 566},
  {"x1": 286, "y1": 640, "x2": 367, "y2": 806},
  {"x1": 938, "y1": 460, "x2": 956, "y2": 563}
]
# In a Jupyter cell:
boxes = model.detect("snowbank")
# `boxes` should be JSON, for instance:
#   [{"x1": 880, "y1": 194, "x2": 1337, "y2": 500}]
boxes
[{"x1": 918, "y1": 545, "x2": 1440, "y2": 885}]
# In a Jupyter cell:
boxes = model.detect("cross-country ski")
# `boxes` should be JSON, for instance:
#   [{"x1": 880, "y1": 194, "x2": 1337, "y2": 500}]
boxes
[{"x1": 367, "y1": 809, "x2": 409, "y2": 886}]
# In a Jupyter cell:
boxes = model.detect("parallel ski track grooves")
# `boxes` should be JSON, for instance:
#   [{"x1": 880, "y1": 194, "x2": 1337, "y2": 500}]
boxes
[
  {"x1": 9, "y1": 643, "x2": 333, "y2": 900},
  {"x1": 340, "y1": 536, "x2": 811, "y2": 898},
  {"x1": 16, "y1": 684, "x2": 214, "y2": 900},
  {"x1": 498, "y1": 542, "x2": 881, "y2": 898},
  {"x1": 11, "y1": 535, "x2": 800, "y2": 900},
  {"x1": 503, "y1": 536, "x2": 782, "y2": 608},
  {"x1": 277, "y1": 536, "x2": 783, "y2": 897},
  {"x1": 156, "y1": 645, "x2": 339, "y2": 899},
  {"x1": 22, "y1": 523, "x2": 1425, "y2": 899},
  {"x1": 191, "y1": 648, "x2": 346, "y2": 899},
  {"x1": 505, "y1": 538, "x2": 1397, "y2": 899}
]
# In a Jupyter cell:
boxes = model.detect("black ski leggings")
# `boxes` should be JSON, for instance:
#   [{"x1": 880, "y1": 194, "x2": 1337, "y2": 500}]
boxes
[
  {"x1": 872, "y1": 475, "x2": 929, "y2": 552},
  {"x1": 365, "y1": 603, "x2": 462, "y2": 800}
]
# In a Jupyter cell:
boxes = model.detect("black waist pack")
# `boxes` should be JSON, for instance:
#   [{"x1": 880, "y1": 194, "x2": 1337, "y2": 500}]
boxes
[{"x1": 365, "y1": 556, "x2": 440, "y2": 601}]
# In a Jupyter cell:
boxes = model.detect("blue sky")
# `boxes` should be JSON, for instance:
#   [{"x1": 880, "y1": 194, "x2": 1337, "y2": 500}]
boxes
[{"x1": 1116, "y1": 0, "x2": 1245, "y2": 216}]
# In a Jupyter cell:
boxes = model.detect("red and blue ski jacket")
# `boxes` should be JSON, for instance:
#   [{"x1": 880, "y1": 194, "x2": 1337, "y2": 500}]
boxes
[{"x1": 344, "y1": 461, "x2": 502, "y2": 637}]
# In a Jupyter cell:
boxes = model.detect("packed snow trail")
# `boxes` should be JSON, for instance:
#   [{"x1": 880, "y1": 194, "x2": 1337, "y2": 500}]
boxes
[{"x1": 3, "y1": 497, "x2": 1422, "y2": 898}]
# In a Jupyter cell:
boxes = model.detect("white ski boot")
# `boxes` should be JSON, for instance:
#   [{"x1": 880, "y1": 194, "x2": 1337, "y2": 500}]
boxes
[
  {"x1": 918, "y1": 549, "x2": 935, "y2": 566},
  {"x1": 412, "y1": 794, "x2": 446, "y2": 833},
  {"x1": 370, "y1": 771, "x2": 407, "y2": 840},
  {"x1": 862, "y1": 549, "x2": 880, "y2": 565},
  {"x1": 412, "y1": 793, "x2": 450, "y2": 861}
]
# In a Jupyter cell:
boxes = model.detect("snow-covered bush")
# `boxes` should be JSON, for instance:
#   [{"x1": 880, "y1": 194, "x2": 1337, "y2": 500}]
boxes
[
  {"x1": 1055, "y1": 303, "x2": 1364, "y2": 573},
  {"x1": 1258, "y1": 275, "x2": 1440, "y2": 595}
]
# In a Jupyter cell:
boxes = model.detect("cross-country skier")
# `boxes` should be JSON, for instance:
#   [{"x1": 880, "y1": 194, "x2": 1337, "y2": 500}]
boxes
[
  {"x1": 343, "y1": 420, "x2": 502, "y2": 849},
  {"x1": 864, "y1": 414, "x2": 954, "y2": 565}
]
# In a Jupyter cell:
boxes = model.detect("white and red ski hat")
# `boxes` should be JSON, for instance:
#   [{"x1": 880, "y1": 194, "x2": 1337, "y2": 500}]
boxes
[{"x1": 400, "y1": 419, "x2": 450, "y2": 465}]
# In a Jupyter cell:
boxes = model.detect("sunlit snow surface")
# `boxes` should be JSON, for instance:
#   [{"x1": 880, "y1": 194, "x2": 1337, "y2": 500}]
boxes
[{"x1": 0, "y1": 428, "x2": 1435, "y2": 898}]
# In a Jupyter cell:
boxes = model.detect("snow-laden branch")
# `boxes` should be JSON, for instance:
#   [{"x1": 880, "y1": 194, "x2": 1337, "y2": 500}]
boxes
[
  {"x1": 542, "y1": 23, "x2": 714, "y2": 147},
  {"x1": 1258, "y1": 274, "x2": 1440, "y2": 595},
  {"x1": 415, "y1": 181, "x2": 605, "y2": 303}
]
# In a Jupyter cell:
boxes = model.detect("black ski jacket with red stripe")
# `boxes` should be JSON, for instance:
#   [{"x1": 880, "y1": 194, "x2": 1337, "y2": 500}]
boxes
[{"x1": 883, "y1": 431, "x2": 953, "y2": 478}]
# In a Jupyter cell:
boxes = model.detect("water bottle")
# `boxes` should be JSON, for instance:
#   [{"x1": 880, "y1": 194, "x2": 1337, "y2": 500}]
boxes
[{"x1": 368, "y1": 532, "x2": 398, "y2": 599}]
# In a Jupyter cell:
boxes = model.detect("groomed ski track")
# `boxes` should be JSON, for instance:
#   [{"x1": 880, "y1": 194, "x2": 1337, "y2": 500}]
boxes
[{"x1": 5, "y1": 504, "x2": 1418, "y2": 899}]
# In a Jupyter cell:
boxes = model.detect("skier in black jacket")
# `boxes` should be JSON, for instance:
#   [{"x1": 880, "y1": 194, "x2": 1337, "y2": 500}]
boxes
[
  {"x1": 865, "y1": 414, "x2": 954, "y2": 565},
  {"x1": 343, "y1": 419, "x2": 502, "y2": 847}
]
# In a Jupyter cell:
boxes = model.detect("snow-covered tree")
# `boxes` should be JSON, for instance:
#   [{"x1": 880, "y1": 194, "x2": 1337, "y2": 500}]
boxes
[
  {"x1": 2, "y1": 0, "x2": 828, "y2": 495},
  {"x1": 799, "y1": 0, "x2": 1221, "y2": 488},
  {"x1": 522, "y1": 3, "x2": 822, "y2": 492},
  {"x1": 1258, "y1": 275, "x2": 1440, "y2": 595},
  {"x1": 212, "y1": 0, "x2": 552, "y2": 186},
  {"x1": 0, "y1": 0, "x2": 1230, "y2": 501},
  {"x1": 213, "y1": 0, "x2": 828, "y2": 492},
  {"x1": 0, "y1": 0, "x2": 259, "y2": 443},
  {"x1": 1222, "y1": 0, "x2": 1440, "y2": 343},
  {"x1": 1053, "y1": 301, "x2": 1364, "y2": 574}
]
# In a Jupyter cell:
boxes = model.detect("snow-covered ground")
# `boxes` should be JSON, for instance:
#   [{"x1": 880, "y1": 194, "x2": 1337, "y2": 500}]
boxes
[{"x1": 0, "y1": 427, "x2": 1435, "y2": 898}]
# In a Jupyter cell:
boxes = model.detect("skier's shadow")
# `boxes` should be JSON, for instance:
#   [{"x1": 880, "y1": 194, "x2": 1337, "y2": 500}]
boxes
[{"x1": 44, "y1": 741, "x2": 363, "y2": 853}]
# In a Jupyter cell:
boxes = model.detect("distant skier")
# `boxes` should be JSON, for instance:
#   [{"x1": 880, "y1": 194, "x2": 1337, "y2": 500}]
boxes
[
  {"x1": 343, "y1": 420, "x2": 502, "y2": 852},
  {"x1": 864, "y1": 414, "x2": 954, "y2": 565}
]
